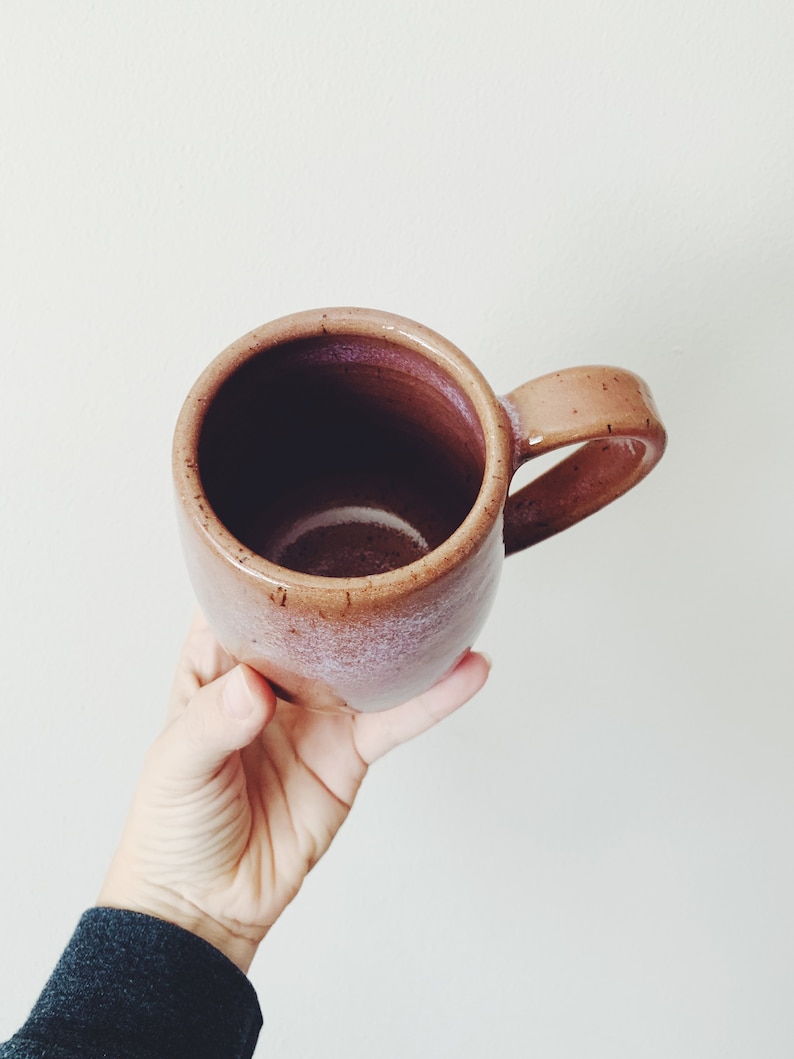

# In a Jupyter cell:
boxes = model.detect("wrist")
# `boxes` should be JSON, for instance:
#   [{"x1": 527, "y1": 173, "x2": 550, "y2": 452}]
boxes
[{"x1": 97, "y1": 876, "x2": 260, "y2": 974}]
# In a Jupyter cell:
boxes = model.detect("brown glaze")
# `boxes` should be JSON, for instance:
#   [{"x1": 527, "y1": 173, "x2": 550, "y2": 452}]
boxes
[
  {"x1": 173, "y1": 308, "x2": 666, "y2": 712},
  {"x1": 501, "y1": 366, "x2": 667, "y2": 553}
]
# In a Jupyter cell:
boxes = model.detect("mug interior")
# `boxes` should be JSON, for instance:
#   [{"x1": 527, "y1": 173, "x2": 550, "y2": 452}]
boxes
[{"x1": 197, "y1": 333, "x2": 487, "y2": 578}]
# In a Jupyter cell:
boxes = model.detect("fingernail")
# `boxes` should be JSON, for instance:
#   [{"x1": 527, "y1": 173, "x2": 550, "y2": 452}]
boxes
[
  {"x1": 223, "y1": 667, "x2": 255, "y2": 720},
  {"x1": 480, "y1": 652, "x2": 493, "y2": 671}
]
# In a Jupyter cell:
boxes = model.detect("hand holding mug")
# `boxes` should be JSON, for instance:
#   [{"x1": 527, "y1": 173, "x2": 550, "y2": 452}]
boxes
[{"x1": 98, "y1": 613, "x2": 490, "y2": 972}]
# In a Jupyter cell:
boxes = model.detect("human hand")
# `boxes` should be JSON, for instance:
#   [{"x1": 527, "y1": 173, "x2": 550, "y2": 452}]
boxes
[{"x1": 98, "y1": 613, "x2": 490, "y2": 972}]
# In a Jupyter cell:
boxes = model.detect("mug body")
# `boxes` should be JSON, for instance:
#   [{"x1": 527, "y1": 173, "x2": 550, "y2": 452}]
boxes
[{"x1": 173, "y1": 308, "x2": 513, "y2": 712}]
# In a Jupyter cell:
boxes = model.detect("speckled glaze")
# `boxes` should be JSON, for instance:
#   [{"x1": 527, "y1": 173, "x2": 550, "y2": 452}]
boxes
[{"x1": 173, "y1": 308, "x2": 666, "y2": 712}]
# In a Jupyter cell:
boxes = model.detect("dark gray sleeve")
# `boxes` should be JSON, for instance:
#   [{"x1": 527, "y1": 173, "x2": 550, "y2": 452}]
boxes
[{"x1": 1, "y1": 907, "x2": 263, "y2": 1059}]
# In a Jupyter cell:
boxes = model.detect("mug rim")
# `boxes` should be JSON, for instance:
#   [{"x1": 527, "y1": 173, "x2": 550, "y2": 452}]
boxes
[{"x1": 172, "y1": 307, "x2": 513, "y2": 604}]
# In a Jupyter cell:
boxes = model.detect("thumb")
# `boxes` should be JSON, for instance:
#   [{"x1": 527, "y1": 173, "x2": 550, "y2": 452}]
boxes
[
  {"x1": 157, "y1": 664, "x2": 277, "y2": 781},
  {"x1": 353, "y1": 651, "x2": 491, "y2": 764}
]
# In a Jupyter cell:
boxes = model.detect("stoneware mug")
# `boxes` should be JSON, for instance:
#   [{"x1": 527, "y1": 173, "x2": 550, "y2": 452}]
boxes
[{"x1": 173, "y1": 307, "x2": 666, "y2": 712}]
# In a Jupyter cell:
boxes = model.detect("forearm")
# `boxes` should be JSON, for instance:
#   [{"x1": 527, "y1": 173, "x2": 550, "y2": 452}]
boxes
[{"x1": 1, "y1": 908, "x2": 262, "y2": 1059}]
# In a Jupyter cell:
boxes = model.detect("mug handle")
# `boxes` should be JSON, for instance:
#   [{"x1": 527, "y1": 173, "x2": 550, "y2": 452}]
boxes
[{"x1": 501, "y1": 366, "x2": 666, "y2": 555}]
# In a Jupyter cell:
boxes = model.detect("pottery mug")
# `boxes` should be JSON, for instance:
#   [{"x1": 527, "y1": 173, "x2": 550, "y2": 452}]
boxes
[{"x1": 173, "y1": 307, "x2": 666, "y2": 713}]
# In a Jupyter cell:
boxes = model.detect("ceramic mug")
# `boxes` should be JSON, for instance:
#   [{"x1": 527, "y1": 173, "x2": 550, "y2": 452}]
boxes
[{"x1": 173, "y1": 307, "x2": 666, "y2": 712}]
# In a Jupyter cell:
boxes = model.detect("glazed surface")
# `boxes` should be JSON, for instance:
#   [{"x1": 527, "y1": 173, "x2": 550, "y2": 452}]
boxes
[{"x1": 198, "y1": 334, "x2": 486, "y2": 579}]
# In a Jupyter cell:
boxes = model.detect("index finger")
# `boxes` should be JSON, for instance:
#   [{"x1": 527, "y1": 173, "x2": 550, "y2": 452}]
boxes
[{"x1": 166, "y1": 609, "x2": 236, "y2": 722}]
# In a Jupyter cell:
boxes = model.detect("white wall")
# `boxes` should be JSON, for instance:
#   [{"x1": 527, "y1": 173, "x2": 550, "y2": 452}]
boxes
[{"x1": 2, "y1": 2, "x2": 792, "y2": 1055}]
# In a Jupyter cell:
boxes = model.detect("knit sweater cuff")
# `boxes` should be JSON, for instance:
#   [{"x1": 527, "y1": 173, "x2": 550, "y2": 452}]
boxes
[{"x1": 3, "y1": 908, "x2": 262, "y2": 1059}]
